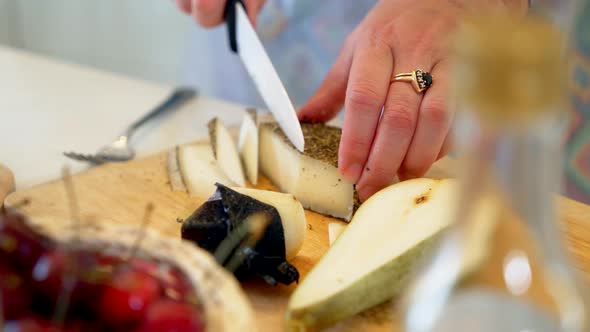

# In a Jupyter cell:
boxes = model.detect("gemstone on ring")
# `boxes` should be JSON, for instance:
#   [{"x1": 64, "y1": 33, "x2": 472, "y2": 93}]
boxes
[
  {"x1": 416, "y1": 69, "x2": 433, "y2": 90},
  {"x1": 422, "y1": 72, "x2": 433, "y2": 87}
]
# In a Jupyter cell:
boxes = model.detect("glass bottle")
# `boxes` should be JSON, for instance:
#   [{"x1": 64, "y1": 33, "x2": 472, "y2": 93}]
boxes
[{"x1": 400, "y1": 12, "x2": 588, "y2": 332}]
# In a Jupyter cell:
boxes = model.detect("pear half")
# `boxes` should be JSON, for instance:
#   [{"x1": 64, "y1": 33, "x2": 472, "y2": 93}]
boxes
[{"x1": 285, "y1": 178, "x2": 459, "y2": 331}]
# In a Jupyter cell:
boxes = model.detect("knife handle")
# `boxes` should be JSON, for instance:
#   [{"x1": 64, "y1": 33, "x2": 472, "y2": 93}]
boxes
[{"x1": 224, "y1": 0, "x2": 245, "y2": 53}]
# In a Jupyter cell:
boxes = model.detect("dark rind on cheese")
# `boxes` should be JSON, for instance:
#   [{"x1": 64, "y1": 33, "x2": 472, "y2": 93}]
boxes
[
  {"x1": 181, "y1": 184, "x2": 300, "y2": 285},
  {"x1": 352, "y1": 190, "x2": 362, "y2": 215},
  {"x1": 181, "y1": 199, "x2": 228, "y2": 253},
  {"x1": 261, "y1": 122, "x2": 341, "y2": 167},
  {"x1": 207, "y1": 118, "x2": 218, "y2": 158},
  {"x1": 216, "y1": 184, "x2": 286, "y2": 260}
]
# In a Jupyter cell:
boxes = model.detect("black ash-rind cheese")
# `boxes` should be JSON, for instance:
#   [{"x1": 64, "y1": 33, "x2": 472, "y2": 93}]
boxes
[{"x1": 181, "y1": 184, "x2": 299, "y2": 286}]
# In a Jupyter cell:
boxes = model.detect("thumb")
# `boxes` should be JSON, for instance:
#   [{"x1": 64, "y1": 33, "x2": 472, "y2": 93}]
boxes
[{"x1": 297, "y1": 45, "x2": 353, "y2": 123}]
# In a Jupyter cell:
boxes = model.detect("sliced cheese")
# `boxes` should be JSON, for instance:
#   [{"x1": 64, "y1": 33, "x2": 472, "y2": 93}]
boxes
[
  {"x1": 167, "y1": 147, "x2": 187, "y2": 192},
  {"x1": 237, "y1": 109, "x2": 259, "y2": 185},
  {"x1": 328, "y1": 222, "x2": 346, "y2": 246},
  {"x1": 232, "y1": 187, "x2": 306, "y2": 260},
  {"x1": 209, "y1": 118, "x2": 247, "y2": 187},
  {"x1": 286, "y1": 178, "x2": 460, "y2": 331},
  {"x1": 259, "y1": 123, "x2": 356, "y2": 221},
  {"x1": 178, "y1": 143, "x2": 235, "y2": 198}
]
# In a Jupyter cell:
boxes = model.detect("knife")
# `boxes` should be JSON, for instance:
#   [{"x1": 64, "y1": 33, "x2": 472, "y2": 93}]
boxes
[{"x1": 224, "y1": 0, "x2": 305, "y2": 152}]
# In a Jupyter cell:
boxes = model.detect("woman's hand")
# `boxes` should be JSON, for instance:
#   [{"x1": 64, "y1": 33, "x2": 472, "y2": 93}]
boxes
[
  {"x1": 175, "y1": 0, "x2": 266, "y2": 27},
  {"x1": 298, "y1": 0, "x2": 527, "y2": 201}
]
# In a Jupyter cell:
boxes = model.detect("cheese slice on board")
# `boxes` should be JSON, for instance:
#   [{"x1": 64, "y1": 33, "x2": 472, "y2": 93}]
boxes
[
  {"x1": 209, "y1": 118, "x2": 247, "y2": 187},
  {"x1": 238, "y1": 109, "x2": 259, "y2": 185},
  {"x1": 177, "y1": 143, "x2": 235, "y2": 198},
  {"x1": 259, "y1": 123, "x2": 358, "y2": 221},
  {"x1": 231, "y1": 187, "x2": 307, "y2": 260}
]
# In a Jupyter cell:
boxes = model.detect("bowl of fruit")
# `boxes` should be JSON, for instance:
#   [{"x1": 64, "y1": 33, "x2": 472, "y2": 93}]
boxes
[{"x1": 0, "y1": 207, "x2": 256, "y2": 332}]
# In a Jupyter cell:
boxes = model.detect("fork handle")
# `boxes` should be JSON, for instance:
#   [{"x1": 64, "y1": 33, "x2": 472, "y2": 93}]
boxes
[{"x1": 124, "y1": 87, "x2": 198, "y2": 138}]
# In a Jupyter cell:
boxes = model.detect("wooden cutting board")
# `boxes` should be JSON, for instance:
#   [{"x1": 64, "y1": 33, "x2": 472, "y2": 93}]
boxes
[
  {"x1": 0, "y1": 163, "x2": 14, "y2": 207},
  {"x1": 3, "y1": 149, "x2": 590, "y2": 332}
]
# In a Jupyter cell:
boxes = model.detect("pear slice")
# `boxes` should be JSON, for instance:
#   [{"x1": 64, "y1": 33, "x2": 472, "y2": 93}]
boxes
[
  {"x1": 285, "y1": 178, "x2": 459, "y2": 331},
  {"x1": 238, "y1": 109, "x2": 259, "y2": 185},
  {"x1": 208, "y1": 118, "x2": 247, "y2": 187},
  {"x1": 232, "y1": 187, "x2": 306, "y2": 260},
  {"x1": 328, "y1": 223, "x2": 346, "y2": 246},
  {"x1": 177, "y1": 143, "x2": 235, "y2": 198}
]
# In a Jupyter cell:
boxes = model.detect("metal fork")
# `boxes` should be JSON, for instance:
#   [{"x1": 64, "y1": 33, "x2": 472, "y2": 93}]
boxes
[{"x1": 63, "y1": 87, "x2": 197, "y2": 164}]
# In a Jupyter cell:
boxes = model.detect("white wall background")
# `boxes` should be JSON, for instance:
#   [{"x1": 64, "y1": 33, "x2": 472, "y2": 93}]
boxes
[{"x1": 0, "y1": 0, "x2": 215, "y2": 95}]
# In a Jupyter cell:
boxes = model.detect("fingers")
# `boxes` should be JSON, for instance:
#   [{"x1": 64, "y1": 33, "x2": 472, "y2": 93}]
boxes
[
  {"x1": 355, "y1": 62, "x2": 424, "y2": 200},
  {"x1": 244, "y1": 0, "x2": 265, "y2": 26},
  {"x1": 338, "y1": 37, "x2": 394, "y2": 184},
  {"x1": 398, "y1": 63, "x2": 452, "y2": 181},
  {"x1": 176, "y1": 0, "x2": 192, "y2": 14},
  {"x1": 186, "y1": 0, "x2": 264, "y2": 27},
  {"x1": 190, "y1": 0, "x2": 226, "y2": 27},
  {"x1": 436, "y1": 133, "x2": 453, "y2": 161},
  {"x1": 297, "y1": 42, "x2": 354, "y2": 123}
]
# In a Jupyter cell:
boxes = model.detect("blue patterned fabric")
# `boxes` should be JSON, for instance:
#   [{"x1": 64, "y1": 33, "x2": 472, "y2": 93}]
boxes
[
  {"x1": 194, "y1": 0, "x2": 376, "y2": 108},
  {"x1": 565, "y1": 0, "x2": 590, "y2": 203}
]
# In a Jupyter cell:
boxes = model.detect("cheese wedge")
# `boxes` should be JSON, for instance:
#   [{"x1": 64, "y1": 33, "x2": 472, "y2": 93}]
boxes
[
  {"x1": 238, "y1": 109, "x2": 259, "y2": 185},
  {"x1": 209, "y1": 118, "x2": 247, "y2": 187},
  {"x1": 177, "y1": 143, "x2": 235, "y2": 198},
  {"x1": 259, "y1": 123, "x2": 358, "y2": 221},
  {"x1": 285, "y1": 178, "x2": 459, "y2": 331},
  {"x1": 167, "y1": 147, "x2": 187, "y2": 192},
  {"x1": 232, "y1": 187, "x2": 307, "y2": 260}
]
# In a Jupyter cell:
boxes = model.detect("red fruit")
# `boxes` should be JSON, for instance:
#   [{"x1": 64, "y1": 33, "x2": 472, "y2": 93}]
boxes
[
  {"x1": 140, "y1": 300, "x2": 205, "y2": 332},
  {"x1": 62, "y1": 319, "x2": 96, "y2": 332},
  {"x1": 30, "y1": 250, "x2": 67, "y2": 303},
  {"x1": 129, "y1": 260, "x2": 194, "y2": 303},
  {"x1": 95, "y1": 254, "x2": 122, "y2": 267},
  {"x1": 4, "y1": 317, "x2": 59, "y2": 332},
  {"x1": 0, "y1": 265, "x2": 32, "y2": 319},
  {"x1": 30, "y1": 250, "x2": 109, "y2": 315},
  {"x1": 0, "y1": 213, "x2": 54, "y2": 270},
  {"x1": 98, "y1": 268, "x2": 162, "y2": 326},
  {"x1": 163, "y1": 268, "x2": 192, "y2": 292}
]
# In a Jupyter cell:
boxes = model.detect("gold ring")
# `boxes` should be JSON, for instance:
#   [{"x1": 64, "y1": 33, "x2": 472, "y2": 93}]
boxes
[{"x1": 391, "y1": 69, "x2": 433, "y2": 93}]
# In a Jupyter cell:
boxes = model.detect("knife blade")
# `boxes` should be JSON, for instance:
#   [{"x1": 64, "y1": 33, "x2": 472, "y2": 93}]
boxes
[{"x1": 225, "y1": 1, "x2": 305, "y2": 152}]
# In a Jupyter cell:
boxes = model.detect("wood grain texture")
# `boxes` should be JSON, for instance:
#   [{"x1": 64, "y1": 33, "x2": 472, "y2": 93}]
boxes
[
  {"x1": 3, "y1": 152, "x2": 348, "y2": 331},
  {"x1": 0, "y1": 163, "x2": 14, "y2": 207},
  {"x1": 2, "y1": 151, "x2": 590, "y2": 331}
]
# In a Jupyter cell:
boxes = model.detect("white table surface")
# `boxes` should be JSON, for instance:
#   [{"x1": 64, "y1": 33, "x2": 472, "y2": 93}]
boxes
[{"x1": 0, "y1": 45, "x2": 264, "y2": 190}]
